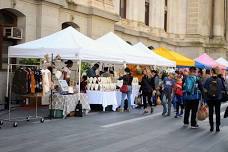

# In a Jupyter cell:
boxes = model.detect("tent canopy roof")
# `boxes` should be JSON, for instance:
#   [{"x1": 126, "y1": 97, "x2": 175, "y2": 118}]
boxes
[
  {"x1": 154, "y1": 48, "x2": 195, "y2": 67},
  {"x1": 216, "y1": 57, "x2": 228, "y2": 67},
  {"x1": 133, "y1": 42, "x2": 176, "y2": 67},
  {"x1": 9, "y1": 27, "x2": 124, "y2": 63},
  {"x1": 96, "y1": 32, "x2": 175, "y2": 66}
]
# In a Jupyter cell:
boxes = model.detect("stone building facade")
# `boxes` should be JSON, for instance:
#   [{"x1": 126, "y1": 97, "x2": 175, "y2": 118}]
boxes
[{"x1": 0, "y1": 0, "x2": 227, "y2": 104}]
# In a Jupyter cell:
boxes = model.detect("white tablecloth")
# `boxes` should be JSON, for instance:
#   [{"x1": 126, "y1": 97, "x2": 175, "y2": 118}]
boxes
[
  {"x1": 87, "y1": 90, "x2": 118, "y2": 111},
  {"x1": 86, "y1": 85, "x2": 140, "y2": 111},
  {"x1": 116, "y1": 85, "x2": 140, "y2": 107},
  {"x1": 50, "y1": 93, "x2": 91, "y2": 118}
]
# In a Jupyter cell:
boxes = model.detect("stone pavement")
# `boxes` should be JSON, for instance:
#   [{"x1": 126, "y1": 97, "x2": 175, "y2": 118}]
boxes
[{"x1": 0, "y1": 103, "x2": 228, "y2": 152}]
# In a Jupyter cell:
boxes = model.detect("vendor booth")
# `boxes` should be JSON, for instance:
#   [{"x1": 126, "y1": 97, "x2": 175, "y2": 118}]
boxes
[
  {"x1": 154, "y1": 48, "x2": 195, "y2": 67},
  {"x1": 3, "y1": 27, "x2": 127, "y2": 126},
  {"x1": 94, "y1": 33, "x2": 176, "y2": 109}
]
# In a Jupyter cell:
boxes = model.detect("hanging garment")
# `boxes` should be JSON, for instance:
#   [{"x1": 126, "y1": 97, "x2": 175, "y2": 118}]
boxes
[
  {"x1": 41, "y1": 69, "x2": 51, "y2": 94},
  {"x1": 34, "y1": 69, "x2": 43, "y2": 93},
  {"x1": 12, "y1": 68, "x2": 29, "y2": 95}
]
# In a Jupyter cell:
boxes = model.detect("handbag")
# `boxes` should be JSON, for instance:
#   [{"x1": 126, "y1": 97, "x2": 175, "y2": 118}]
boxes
[
  {"x1": 197, "y1": 103, "x2": 208, "y2": 121},
  {"x1": 224, "y1": 106, "x2": 228, "y2": 118},
  {"x1": 120, "y1": 85, "x2": 128, "y2": 93},
  {"x1": 221, "y1": 93, "x2": 228, "y2": 103},
  {"x1": 135, "y1": 95, "x2": 142, "y2": 105}
]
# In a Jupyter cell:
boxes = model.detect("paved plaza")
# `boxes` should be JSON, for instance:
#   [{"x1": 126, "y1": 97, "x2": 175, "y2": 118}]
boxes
[{"x1": 0, "y1": 103, "x2": 228, "y2": 152}]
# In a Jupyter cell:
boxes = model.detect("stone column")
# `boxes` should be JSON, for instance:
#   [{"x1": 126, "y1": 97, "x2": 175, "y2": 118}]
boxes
[
  {"x1": 213, "y1": 0, "x2": 225, "y2": 37},
  {"x1": 150, "y1": 0, "x2": 164, "y2": 29},
  {"x1": 127, "y1": 0, "x2": 145, "y2": 22}
]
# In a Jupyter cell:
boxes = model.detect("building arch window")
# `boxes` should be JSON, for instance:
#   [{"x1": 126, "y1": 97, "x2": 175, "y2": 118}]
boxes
[
  {"x1": 145, "y1": 0, "x2": 150, "y2": 26},
  {"x1": 62, "y1": 22, "x2": 80, "y2": 31},
  {"x1": 0, "y1": 8, "x2": 25, "y2": 70},
  {"x1": 120, "y1": 0, "x2": 127, "y2": 19}
]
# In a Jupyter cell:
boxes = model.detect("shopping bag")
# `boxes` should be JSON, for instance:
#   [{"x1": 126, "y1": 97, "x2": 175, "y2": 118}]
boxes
[
  {"x1": 224, "y1": 106, "x2": 228, "y2": 118},
  {"x1": 197, "y1": 103, "x2": 208, "y2": 121},
  {"x1": 120, "y1": 85, "x2": 128, "y2": 93},
  {"x1": 135, "y1": 95, "x2": 142, "y2": 105},
  {"x1": 156, "y1": 97, "x2": 161, "y2": 105}
]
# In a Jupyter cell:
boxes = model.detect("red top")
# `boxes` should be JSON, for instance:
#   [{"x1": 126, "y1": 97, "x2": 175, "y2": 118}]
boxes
[{"x1": 175, "y1": 81, "x2": 183, "y2": 96}]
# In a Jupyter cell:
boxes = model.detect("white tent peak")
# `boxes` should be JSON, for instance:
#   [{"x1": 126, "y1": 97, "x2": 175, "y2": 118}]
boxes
[
  {"x1": 133, "y1": 42, "x2": 176, "y2": 67},
  {"x1": 216, "y1": 57, "x2": 228, "y2": 67}
]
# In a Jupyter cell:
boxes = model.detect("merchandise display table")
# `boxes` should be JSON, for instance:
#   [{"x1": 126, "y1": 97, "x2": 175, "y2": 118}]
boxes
[
  {"x1": 50, "y1": 93, "x2": 91, "y2": 118},
  {"x1": 86, "y1": 90, "x2": 118, "y2": 111},
  {"x1": 116, "y1": 85, "x2": 140, "y2": 107}
]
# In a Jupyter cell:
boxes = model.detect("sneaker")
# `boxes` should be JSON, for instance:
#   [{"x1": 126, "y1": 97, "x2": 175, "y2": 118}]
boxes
[
  {"x1": 162, "y1": 112, "x2": 166, "y2": 116},
  {"x1": 174, "y1": 115, "x2": 178, "y2": 118},
  {"x1": 126, "y1": 109, "x2": 131, "y2": 112},
  {"x1": 216, "y1": 127, "x2": 220, "y2": 132},
  {"x1": 150, "y1": 107, "x2": 153, "y2": 113},
  {"x1": 210, "y1": 127, "x2": 214, "y2": 132},
  {"x1": 118, "y1": 108, "x2": 124, "y2": 112},
  {"x1": 183, "y1": 123, "x2": 189, "y2": 127},
  {"x1": 144, "y1": 110, "x2": 148, "y2": 114},
  {"x1": 178, "y1": 114, "x2": 183, "y2": 117},
  {"x1": 191, "y1": 125, "x2": 199, "y2": 129}
]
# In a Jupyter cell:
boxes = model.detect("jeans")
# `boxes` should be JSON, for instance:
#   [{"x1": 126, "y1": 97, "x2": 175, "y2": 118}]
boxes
[
  {"x1": 162, "y1": 92, "x2": 172, "y2": 115},
  {"x1": 142, "y1": 91, "x2": 152, "y2": 109},
  {"x1": 207, "y1": 100, "x2": 221, "y2": 128},
  {"x1": 121, "y1": 85, "x2": 132, "y2": 109},
  {"x1": 184, "y1": 100, "x2": 199, "y2": 126},
  {"x1": 175, "y1": 95, "x2": 184, "y2": 115}
]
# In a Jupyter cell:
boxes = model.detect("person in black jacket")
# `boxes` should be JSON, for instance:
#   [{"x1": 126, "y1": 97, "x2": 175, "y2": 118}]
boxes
[
  {"x1": 118, "y1": 68, "x2": 133, "y2": 112},
  {"x1": 140, "y1": 68, "x2": 154, "y2": 113},
  {"x1": 204, "y1": 68, "x2": 225, "y2": 132}
]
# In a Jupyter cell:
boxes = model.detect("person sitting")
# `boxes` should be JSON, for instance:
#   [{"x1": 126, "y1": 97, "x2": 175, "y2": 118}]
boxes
[
  {"x1": 86, "y1": 63, "x2": 99, "y2": 78},
  {"x1": 101, "y1": 67, "x2": 111, "y2": 77}
]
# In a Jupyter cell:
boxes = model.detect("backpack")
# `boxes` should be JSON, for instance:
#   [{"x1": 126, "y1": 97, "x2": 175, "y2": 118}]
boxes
[
  {"x1": 208, "y1": 77, "x2": 218, "y2": 99},
  {"x1": 183, "y1": 76, "x2": 201, "y2": 101},
  {"x1": 183, "y1": 76, "x2": 197, "y2": 95}
]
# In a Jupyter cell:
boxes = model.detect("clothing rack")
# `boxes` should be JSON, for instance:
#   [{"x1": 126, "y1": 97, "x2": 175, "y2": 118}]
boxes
[{"x1": 0, "y1": 63, "x2": 45, "y2": 127}]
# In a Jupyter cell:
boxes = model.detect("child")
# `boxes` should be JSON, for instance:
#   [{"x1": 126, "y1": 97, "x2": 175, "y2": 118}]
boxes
[
  {"x1": 174, "y1": 76, "x2": 184, "y2": 118},
  {"x1": 162, "y1": 73, "x2": 175, "y2": 116}
]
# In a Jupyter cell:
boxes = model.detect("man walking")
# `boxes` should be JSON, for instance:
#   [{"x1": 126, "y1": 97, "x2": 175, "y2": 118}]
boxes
[
  {"x1": 183, "y1": 67, "x2": 203, "y2": 128},
  {"x1": 204, "y1": 68, "x2": 225, "y2": 132}
]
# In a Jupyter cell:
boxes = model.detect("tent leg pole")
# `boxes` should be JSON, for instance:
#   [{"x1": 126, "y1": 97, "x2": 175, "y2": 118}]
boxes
[
  {"x1": 78, "y1": 60, "x2": 81, "y2": 103},
  {"x1": 5, "y1": 57, "x2": 10, "y2": 110},
  {"x1": 50, "y1": 53, "x2": 53, "y2": 119}
]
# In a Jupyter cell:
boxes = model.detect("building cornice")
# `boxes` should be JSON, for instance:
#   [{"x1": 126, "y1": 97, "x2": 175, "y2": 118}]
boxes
[
  {"x1": 64, "y1": 3, "x2": 120, "y2": 22},
  {"x1": 115, "y1": 22, "x2": 227, "y2": 49}
]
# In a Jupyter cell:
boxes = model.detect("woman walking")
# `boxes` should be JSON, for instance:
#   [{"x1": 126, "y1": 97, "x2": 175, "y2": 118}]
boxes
[
  {"x1": 140, "y1": 68, "x2": 154, "y2": 114},
  {"x1": 119, "y1": 68, "x2": 133, "y2": 112}
]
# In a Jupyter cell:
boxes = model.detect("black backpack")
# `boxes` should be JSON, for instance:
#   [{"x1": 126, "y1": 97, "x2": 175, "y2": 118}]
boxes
[
  {"x1": 208, "y1": 77, "x2": 219, "y2": 99},
  {"x1": 75, "y1": 101, "x2": 83, "y2": 117}
]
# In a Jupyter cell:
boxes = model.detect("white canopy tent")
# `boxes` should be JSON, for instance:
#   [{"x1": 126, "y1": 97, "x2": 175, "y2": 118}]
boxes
[
  {"x1": 96, "y1": 32, "x2": 175, "y2": 66},
  {"x1": 8, "y1": 27, "x2": 124, "y2": 63},
  {"x1": 133, "y1": 42, "x2": 176, "y2": 67},
  {"x1": 216, "y1": 57, "x2": 228, "y2": 68}
]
